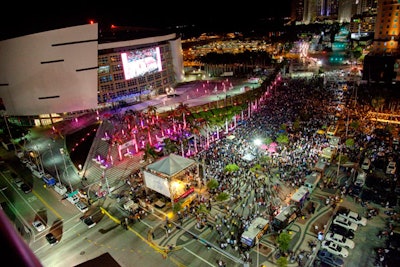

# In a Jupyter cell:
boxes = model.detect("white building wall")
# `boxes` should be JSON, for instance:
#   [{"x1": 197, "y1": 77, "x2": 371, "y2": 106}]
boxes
[
  {"x1": 169, "y1": 37, "x2": 185, "y2": 83},
  {"x1": 0, "y1": 24, "x2": 99, "y2": 116}
]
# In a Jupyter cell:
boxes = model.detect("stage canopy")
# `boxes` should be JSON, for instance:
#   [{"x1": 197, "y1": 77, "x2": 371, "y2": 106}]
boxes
[{"x1": 146, "y1": 153, "x2": 196, "y2": 177}]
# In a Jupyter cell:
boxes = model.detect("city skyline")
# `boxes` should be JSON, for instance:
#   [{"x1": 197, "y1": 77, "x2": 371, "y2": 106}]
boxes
[{"x1": 0, "y1": 2, "x2": 292, "y2": 41}]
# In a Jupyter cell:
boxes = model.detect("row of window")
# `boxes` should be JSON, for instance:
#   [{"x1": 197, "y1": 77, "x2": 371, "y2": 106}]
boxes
[{"x1": 97, "y1": 43, "x2": 175, "y2": 104}]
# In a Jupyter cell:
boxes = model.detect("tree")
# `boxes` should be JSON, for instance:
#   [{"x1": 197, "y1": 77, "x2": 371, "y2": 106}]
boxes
[
  {"x1": 206, "y1": 179, "x2": 219, "y2": 190},
  {"x1": 143, "y1": 143, "x2": 158, "y2": 163},
  {"x1": 277, "y1": 231, "x2": 291, "y2": 254},
  {"x1": 276, "y1": 133, "x2": 289, "y2": 145},
  {"x1": 276, "y1": 256, "x2": 288, "y2": 267},
  {"x1": 215, "y1": 192, "x2": 229, "y2": 202},
  {"x1": 224, "y1": 163, "x2": 239, "y2": 172},
  {"x1": 175, "y1": 102, "x2": 191, "y2": 129},
  {"x1": 173, "y1": 200, "x2": 183, "y2": 213},
  {"x1": 162, "y1": 138, "x2": 179, "y2": 155}
]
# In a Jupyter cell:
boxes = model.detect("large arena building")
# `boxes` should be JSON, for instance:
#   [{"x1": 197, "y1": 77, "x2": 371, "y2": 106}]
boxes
[{"x1": 0, "y1": 23, "x2": 184, "y2": 126}]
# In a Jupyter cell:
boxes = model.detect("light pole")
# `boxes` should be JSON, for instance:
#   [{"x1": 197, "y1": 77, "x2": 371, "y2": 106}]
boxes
[
  {"x1": 256, "y1": 236, "x2": 259, "y2": 267},
  {"x1": 48, "y1": 144, "x2": 61, "y2": 185},
  {"x1": 60, "y1": 148, "x2": 73, "y2": 192},
  {"x1": 1, "y1": 111, "x2": 17, "y2": 152}
]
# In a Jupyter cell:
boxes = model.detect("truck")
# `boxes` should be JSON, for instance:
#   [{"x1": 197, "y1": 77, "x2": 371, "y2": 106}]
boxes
[
  {"x1": 304, "y1": 171, "x2": 322, "y2": 193},
  {"x1": 42, "y1": 173, "x2": 56, "y2": 187},
  {"x1": 241, "y1": 217, "x2": 269, "y2": 247}
]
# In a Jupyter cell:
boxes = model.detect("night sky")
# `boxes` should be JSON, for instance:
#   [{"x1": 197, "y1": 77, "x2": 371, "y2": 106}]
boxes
[{"x1": 0, "y1": 2, "x2": 292, "y2": 41}]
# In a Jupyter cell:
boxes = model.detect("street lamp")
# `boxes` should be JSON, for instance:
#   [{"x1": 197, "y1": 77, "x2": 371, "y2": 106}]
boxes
[
  {"x1": 1, "y1": 111, "x2": 17, "y2": 152},
  {"x1": 60, "y1": 148, "x2": 73, "y2": 192},
  {"x1": 48, "y1": 144, "x2": 61, "y2": 185}
]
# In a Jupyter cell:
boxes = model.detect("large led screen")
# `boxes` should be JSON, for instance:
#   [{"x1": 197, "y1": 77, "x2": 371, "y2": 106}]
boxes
[{"x1": 121, "y1": 47, "x2": 162, "y2": 80}]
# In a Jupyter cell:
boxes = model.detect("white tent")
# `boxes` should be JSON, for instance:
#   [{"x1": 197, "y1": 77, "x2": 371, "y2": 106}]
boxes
[
  {"x1": 143, "y1": 153, "x2": 197, "y2": 201},
  {"x1": 146, "y1": 153, "x2": 196, "y2": 177}
]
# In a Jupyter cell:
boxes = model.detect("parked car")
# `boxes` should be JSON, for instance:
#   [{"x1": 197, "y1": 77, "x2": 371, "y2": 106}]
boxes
[
  {"x1": 80, "y1": 216, "x2": 96, "y2": 228},
  {"x1": 321, "y1": 240, "x2": 349, "y2": 258},
  {"x1": 75, "y1": 201, "x2": 88, "y2": 213},
  {"x1": 386, "y1": 161, "x2": 397, "y2": 175},
  {"x1": 354, "y1": 171, "x2": 366, "y2": 187},
  {"x1": 361, "y1": 158, "x2": 371, "y2": 170},
  {"x1": 32, "y1": 220, "x2": 46, "y2": 232},
  {"x1": 13, "y1": 176, "x2": 24, "y2": 188},
  {"x1": 325, "y1": 232, "x2": 355, "y2": 249},
  {"x1": 66, "y1": 194, "x2": 80, "y2": 204},
  {"x1": 45, "y1": 233, "x2": 59, "y2": 246},
  {"x1": 20, "y1": 183, "x2": 32, "y2": 194},
  {"x1": 332, "y1": 216, "x2": 358, "y2": 232},
  {"x1": 317, "y1": 249, "x2": 345, "y2": 267},
  {"x1": 330, "y1": 223, "x2": 355, "y2": 239},
  {"x1": 336, "y1": 207, "x2": 367, "y2": 226}
]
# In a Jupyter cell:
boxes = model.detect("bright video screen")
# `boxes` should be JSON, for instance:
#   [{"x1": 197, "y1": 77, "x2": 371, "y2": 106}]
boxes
[{"x1": 121, "y1": 47, "x2": 162, "y2": 80}]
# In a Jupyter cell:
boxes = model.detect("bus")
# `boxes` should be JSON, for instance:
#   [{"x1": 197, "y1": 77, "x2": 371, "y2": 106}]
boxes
[{"x1": 240, "y1": 217, "x2": 269, "y2": 247}]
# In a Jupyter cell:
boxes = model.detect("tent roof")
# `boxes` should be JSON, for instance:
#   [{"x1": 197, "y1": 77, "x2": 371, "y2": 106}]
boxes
[{"x1": 146, "y1": 153, "x2": 196, "y2": 177}]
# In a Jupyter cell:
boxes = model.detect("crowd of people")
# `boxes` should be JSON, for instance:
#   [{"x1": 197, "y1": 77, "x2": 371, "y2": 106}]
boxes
[{"x1": 165, "y1": 75, "x2": 356, "y2": 258}]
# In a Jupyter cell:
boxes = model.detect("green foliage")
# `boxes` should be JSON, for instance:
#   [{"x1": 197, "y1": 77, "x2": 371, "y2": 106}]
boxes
[
  {"x1": 224, "y1": 163, "x2": 240, "y2": 172},
  {"x1": 196, "y1": 204, "x2": 209, "y2": 214},
  {"x1": 276, "y1": 133, "x2": 289, "y2": 144},
  {"x1": 345, "y1": 138, "x2": 355, "y2": 148},
  {"x1": 207, "y1": 179, "x2": 219, "y2": 190},
  {"x1": 293, "y1": 118, "x2": 301, "y2": 131},
  {"x1": 276, "y1": 256, "x2": 288, "y2": 267},
  {"x1": 215, "y1": 192, "x2": 229, "y2": 202},
  {"x1": 349, "y1": 121, "x2": 359, "y2": 130},
  {"x1": 264, "y1": 136, "x2": 273, "y2": 145},
  {"x1": 277, "y1": 231, "x2": 292, "y2": 253},
  {"x1": 250, "y1": 164, "x2": 263, "y2": 173},
  {"x1": 173, "y1": 201, "x2": 183, "y2": 213},
  {"x1": 143, "y1": 143, "x2": 158, "y2": 162},
  {"x1": 336, "y1": 153, "x2": 349, "y2": 164},
  {"x1": 259, "y1": 154, "x2": 271, "y2": 164}
]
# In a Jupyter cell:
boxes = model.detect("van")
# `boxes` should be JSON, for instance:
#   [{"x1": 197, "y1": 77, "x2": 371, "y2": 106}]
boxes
[{"x1": 304, "y1": 172, "x2": 321, "y2": 193}]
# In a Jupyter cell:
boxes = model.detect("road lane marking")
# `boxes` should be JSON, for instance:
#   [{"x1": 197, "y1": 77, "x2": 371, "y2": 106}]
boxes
[{"x1": 33, "y1": 190, "x2": 62, "y2": 219}]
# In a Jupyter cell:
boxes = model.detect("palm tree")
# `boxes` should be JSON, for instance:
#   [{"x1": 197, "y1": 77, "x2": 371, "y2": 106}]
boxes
[
  {"x1": 175, "y1": 102, "x2": 191, "y2": 129},
  {"x1": 146, "y1": 105, "x2": 158, "y2": 124},
  {"x1": 143, "y1": 143, "x2": 158, "y2": 163},
  {"x1": 162, "y1": 138, "x2": 179, "y2": 155}
]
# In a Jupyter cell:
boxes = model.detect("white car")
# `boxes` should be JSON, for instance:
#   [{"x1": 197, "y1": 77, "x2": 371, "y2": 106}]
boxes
[
  {"x1": 32, "y1": 220, "x2": 46, "y2": 232},
  {"x1": 66, "y1": 194, "x2": 80, "y2": 204},
  {"x1": 361, "y1": 158, "x2": 371, "y2": 170},
  {"x1": 386, "y1": 161, "x2": 396, "y2": 175},
  {"x1": 75, "y1": 201, "x2": 89, "y2": 213},
  {"x1": 325, "y1": 232, "x2": 355, "y2": 249},
  {"x1": 354, "y1": 171, "x2": 366, "y2": 187},
  {"x1": 338, "y1": 210, "x2": 367, "y2": 226},
  {"x1": 321, "y1": 240, "x2": 349, "y2": 258},
  {"x1": 333, "y1": 216, "x2": 358, "y2": 232}
]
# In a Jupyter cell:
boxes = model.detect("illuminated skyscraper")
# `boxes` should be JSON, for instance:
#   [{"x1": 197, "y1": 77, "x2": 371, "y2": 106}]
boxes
[{"x1": 371, "y1": 0, "x2": 399, "y2": 55}]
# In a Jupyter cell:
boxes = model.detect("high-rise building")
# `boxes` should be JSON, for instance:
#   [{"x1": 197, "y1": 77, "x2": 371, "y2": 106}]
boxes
[
  {"x1": 363, "y1": 0, "x2": 399, "y2": 84},
  {"x1": 371, "y1": 0, "x2": 399, "y2": 55}
]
